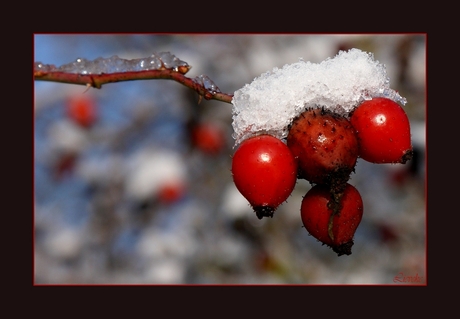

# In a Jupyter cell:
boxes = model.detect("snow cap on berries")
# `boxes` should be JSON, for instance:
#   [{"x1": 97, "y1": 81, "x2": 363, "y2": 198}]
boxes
[{"x1": 231, "y1": 48, "x2": 406, "y2": 146}]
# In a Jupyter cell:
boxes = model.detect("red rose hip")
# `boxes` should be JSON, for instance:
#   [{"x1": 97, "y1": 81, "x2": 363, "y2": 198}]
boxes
[
  {"x1": 67, "y1": 95, "x2": 98, "y2": 128},
  {"x1": 231, "y1": 134, "x2": 297, "y2": 219},
  {"x1": 300, "y1": 183, "x2": 363, "y2": 256},
  {"x1": 191, "y1": 121, "x2": 226, "y2": 155},
  {"x1": 350, "y1": 97, "x2": 413, "y2": 164},
  {"x1": 287, "y1": 108, "x2": 359, "y2": 188}
]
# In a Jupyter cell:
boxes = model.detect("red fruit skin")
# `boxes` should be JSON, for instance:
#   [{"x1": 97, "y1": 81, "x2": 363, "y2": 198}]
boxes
[
  {"x1": 67, "y1": 95, "x2": 98, "y2": 128},
  {"x1": 191, "y1": 122, "x2": 226, "y2": 155},
  {"x1": 300, "y1": 183, "x2": 363, "y2": 256},
  {"x1": 350, "y1": 97, "x2": 412, "y2": 164},
  {"x1": 157, "y1": 180, "x2": 186, "y2": 204},
  {"x1": 287, "y1": 108, "x2": 359, "y2": 186},
  {"x1": 231, "y1": 134, "x2": 297, "y2": 219},
  {"x1": 53, "y1": 152, "x2": 78, "y2": 180}
]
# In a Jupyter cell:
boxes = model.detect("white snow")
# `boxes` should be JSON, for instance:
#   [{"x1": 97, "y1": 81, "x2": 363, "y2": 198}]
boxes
[
  {"x1": 124, "y1": 149, "x2": 187, "y2": 201},
  {"x1": 48, "y1": 119, "x2": 90, "y2": 154},
  {"x1": 231, "y1": 48, "x2": 407, "y2": 146},
  {"x1": 44, "y1": 227, "x2": 83, "y2": 259}
]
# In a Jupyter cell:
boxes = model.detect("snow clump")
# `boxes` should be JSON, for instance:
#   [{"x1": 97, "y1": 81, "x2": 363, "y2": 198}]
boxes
[{"x1": 231, "y1": 48, "x2": 406, "y2": 146}]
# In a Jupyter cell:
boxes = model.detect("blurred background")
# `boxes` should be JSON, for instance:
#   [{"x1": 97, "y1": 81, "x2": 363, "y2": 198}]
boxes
[{"x1": 34, "y1": 34, "x2": 426, "y2": 284}]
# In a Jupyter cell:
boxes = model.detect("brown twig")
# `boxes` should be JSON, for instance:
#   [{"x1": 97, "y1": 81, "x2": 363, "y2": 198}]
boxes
[{"x1": 34, "y1": 69, "x2": 234, "y2": 104}]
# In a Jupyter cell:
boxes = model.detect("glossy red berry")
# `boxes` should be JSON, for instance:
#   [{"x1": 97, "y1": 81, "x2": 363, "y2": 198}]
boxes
[
  {"x1": 300, "y1": 183, "x2": 363, "y2": 256},
  {"x1": 231, "y1": 134, "x2": 297, "y2": 219},
  {"x1": 350, "y1": 97, "x2": 413, "y2": 164},
  {"x1": 67, "y1": 95, "x2": 98, "y2": 128},
  {"x1": 157, "y1": 180, "x2": 186, "y2": 204},
  {"x1": 191, "y1": 121, "x2": 226, "y2": 155},
  {"x1": 287, "y1": 108, "x2": 359, "y2": 188}
]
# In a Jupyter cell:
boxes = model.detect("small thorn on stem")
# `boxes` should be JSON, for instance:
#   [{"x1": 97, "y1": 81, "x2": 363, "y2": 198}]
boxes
[{"x1": 83, "y1": 83, "x2": 92, "y2": 93}]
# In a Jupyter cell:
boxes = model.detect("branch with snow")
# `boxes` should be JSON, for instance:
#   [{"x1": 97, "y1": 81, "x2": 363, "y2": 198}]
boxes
[
  {"x1": 34, "y1": 52, "x2": 234, "y2": 104},
  {"x1": 231, "y1": 48, "x2": 408, "y2": 146},
  {"x1": 34, "y1": 49, "x2": 408, "y2": 148}
]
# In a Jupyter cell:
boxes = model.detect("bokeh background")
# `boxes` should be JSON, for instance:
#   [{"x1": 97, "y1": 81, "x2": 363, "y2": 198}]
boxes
[{"x1": 34, "y1": 34, "x2": 426, "y2": 284}]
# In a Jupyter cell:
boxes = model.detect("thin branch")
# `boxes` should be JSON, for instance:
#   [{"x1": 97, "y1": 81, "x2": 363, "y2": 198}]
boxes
[{"x1": 34, "y1": 68, "x2": 234, "y2": 104}]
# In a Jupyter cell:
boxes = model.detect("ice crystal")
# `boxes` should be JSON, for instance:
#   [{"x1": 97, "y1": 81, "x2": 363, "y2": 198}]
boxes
[{"x1": 34, "y1": 52, "x2": 190, "y2": 75}]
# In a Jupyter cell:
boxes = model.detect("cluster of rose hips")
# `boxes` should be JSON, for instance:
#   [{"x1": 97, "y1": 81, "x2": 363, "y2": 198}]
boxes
[{"x1": 231, "y1": 97, "x2": 413, "y2": 256}]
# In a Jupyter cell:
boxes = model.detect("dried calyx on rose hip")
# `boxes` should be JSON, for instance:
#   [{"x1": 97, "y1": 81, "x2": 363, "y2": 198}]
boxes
[
  {"x1": 350, "y1": 97, "x2": 413, "y2": 164},
  {"x1": 231, "y1": 134, "x2": 297, "y2": 219},
  {"x1": 287, "y1": 107, "x2": 359, "y2": 191},
  {"x1": 300, "y1": 183, "x2": 363, "y2": 256}
]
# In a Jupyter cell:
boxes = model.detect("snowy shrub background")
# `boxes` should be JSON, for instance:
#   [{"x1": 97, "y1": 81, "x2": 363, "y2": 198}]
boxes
[{"x1": 34, "y1": 34, "x2": 426, "y2": 284}]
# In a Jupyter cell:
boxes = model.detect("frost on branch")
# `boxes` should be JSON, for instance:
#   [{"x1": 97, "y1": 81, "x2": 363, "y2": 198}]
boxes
[
  {"x1": 34, "y1": 52, "x2": 234, "y2": 103},
  {"x1": 193, "y1": 75, "x2": 221, "y2": 94},
  {"x1": 34, "y1": 52, "x2": 191, "y2": 75},
  {"x1": 231, "y1": 48, "x2": 407, "y2": 146}
]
